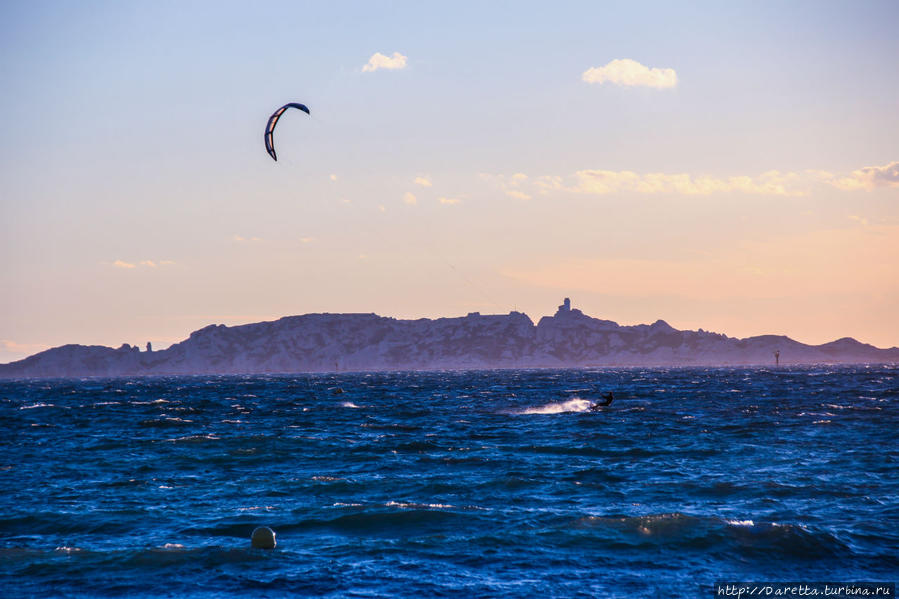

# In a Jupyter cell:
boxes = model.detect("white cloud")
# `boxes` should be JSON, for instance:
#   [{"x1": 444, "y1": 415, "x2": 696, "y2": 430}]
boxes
[
  {"x1": 414, "y1": 176, "x2": 432, "y2": 187},
  {"x1": 505, "y1": 189, "x2": 532, "y2": 200},
  {"x1": 439, "y1": 197, "x2": 460, "y2": 205},
  {"x1": 113, "y1": 259, "x2": 173, "y2": 269},
  {"x1": 330, "y1": 174, "x2": 338, "y2": 182},
  {"x1": 827, "y1": 161, "x2": 899, "y2": 191},
  {"x1": 362, "y1": 51, "x2": 408, "y2": 73},
  {"x1": 233, "y1": 235, "x2": 262, "y2": 242},
  {"x1": 571, "y1": 169, "x2": 801, "y2": 196},
  {"x1": 2, "y1": 339, "x2": 49, "y2": 353},
  {"x1": 582, "y1": 58, "x2": 677, "y2": 89},
  {"x1": 0, "y1": 339, "x2": 50, "y2": 361},
  {"x1": 403, "y1": 192, "x2": 417, "y2": 205},
  {"x1": 490, "y1": 169, "x2": 803, "y2": 197},
  {"x1": 378, "y1": 205, "x2": 387, "y2": 212},
  {"x1": 484, "y1": 161, "x2": 896, "y2": 200},
  {"x1": 481, "y1": 172, "x2": 533, "y2": 200}
]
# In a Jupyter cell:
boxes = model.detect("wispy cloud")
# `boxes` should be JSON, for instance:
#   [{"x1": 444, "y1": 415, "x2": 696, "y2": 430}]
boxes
[
  {"x1": 330, "y1": 174, "x2": 338, "y2": 182},
  {"x1": 439, "y1": 197, "x2": 460, "y2": 205},
  {"x1": 481, "y1": 173, "x2": 533, "y2": 200},
  {"x1": 486, "y1": 162, "x2": 899, "y2": 198},
  {"x1": 826, "y1": 161, "x2": 899, "y2": 191},
  {"x1": 403, "y1": 192, "x2": 418, "y2": 205},
  {"x1": 582, "y1": 58, "x2": 677, "y2": 89},
  {"x1": 414, "y1": 176, "x2": 432, "y2": 187},
  {"x1": 362, "y1": 51, "x2": 408, "y2": 73},
  {"x1": 2, "y1": 339, "x2": 50, "y2": 355},
  {"x1": 112, "y1": 259, "x2": 174, "y2": 269},
  {"x1": 0, "y1": 339, "x2": 51, "y2": 362},
  {"x1": 233, "y1": 234, "x2": 262, "y2": 243},
  {"x1": 570, "y1": 169, "x2": 802, "y2": 196}
]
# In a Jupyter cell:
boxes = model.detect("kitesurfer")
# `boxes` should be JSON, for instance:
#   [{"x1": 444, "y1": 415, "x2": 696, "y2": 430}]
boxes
[{"x1": 589, "y1": 392, "x2": 614, "y2": 411}]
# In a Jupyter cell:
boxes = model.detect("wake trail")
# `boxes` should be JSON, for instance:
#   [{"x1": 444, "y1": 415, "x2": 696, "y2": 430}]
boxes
[{"x1": 519, "y1": 398, "x2": 593, "y2": 415}]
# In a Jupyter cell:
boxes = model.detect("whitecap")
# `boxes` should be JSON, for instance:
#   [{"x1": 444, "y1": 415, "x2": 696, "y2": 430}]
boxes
[
  {"x1": 341, "y1": 402, "x2": 361, "y2": 408},
  {"x1": 167, "y1": 434, "x2": 218, "y2": 443},
  {"x1": 725, "y1": 519, "x2": 755, "y2": 527},
  {"x1": 386, "y1": 501, "x2": 454, "y2": 509},
  {"x1": 520, "y1": 398, "x2": 592, "y2": 414}
]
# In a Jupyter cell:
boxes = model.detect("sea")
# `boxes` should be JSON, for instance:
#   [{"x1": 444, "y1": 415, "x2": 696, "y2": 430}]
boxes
[{"x1": 1, "y1": 367, "x2": 896, "y2": 597}]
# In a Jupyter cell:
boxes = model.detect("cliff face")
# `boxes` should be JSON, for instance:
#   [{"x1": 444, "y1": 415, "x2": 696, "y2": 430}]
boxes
[{"x1": 2, "y1": 302, "x2": 897, "y2": 378}]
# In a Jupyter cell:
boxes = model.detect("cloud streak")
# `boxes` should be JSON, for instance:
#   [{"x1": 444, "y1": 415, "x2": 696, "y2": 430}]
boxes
[
  {"x1": 112, "y1": 259, "x2": 174, "y2": 269},
  {"x1": 582, "y1": 58, "x2": 677, "y2": 89},
  {"x1": 0, "y1": 339, "x2": 52, "y2": 362},
  {"x1": 485, "y1": 161, "x2": 899, "y2": 198},
  {"x1": 362, "y1": 52, "x2": 408, "y2": 73},
  {"x1": 570, "y1": 169, "x2": 801, "y2": 196},
  {"x1": 481, "y1": 173, "x2": 533, "y2": 200},
  {"x1": 827, "y1": 161, "x2": 899, "y2": 191}
]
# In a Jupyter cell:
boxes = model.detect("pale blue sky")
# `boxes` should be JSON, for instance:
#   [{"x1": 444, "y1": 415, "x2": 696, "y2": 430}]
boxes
[{"x1": 2, "y1": 1, "x2": 898, "y2": 361}]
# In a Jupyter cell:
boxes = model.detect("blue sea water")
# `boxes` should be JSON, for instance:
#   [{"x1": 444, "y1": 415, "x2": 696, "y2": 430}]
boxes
[{"x1": 1, "y1": 367, "x2": 897, "y2": 597}]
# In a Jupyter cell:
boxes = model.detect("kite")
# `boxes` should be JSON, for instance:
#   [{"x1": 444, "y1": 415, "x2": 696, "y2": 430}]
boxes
[{"x1": 264, "y1": 103, "x2": 310, "y2": 161}]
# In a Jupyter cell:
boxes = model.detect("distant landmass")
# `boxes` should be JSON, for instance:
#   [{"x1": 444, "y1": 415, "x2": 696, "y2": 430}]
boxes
[{"x1": 2, "y1": 299, "x2": 897, "y2": 378}]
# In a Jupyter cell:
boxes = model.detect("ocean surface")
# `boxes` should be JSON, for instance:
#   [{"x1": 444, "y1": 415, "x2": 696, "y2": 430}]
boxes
[{"x1": 1, "y1": 367, "x2": 896, "y2": 597}]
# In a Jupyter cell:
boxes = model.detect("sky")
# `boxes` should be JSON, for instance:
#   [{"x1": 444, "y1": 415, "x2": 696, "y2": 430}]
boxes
[{"x1": 1, "y1": 0, "x2": 898, "y2": 362}]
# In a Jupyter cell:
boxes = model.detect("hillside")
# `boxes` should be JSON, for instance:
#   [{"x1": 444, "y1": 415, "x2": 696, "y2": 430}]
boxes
[{"x1": 2, "y1": 299, "x2": 897, "y2": 378}]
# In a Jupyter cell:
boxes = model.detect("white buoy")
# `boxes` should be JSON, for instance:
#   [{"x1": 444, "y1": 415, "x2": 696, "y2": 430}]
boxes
[{"x1": 251, "y1": 526, "x2": 276, "y2": 549}]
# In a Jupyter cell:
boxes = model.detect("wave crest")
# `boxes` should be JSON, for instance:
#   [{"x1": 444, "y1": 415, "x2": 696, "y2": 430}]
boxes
[{"x1": 520, "y1": 398, "x2": 593, "y2": 414}]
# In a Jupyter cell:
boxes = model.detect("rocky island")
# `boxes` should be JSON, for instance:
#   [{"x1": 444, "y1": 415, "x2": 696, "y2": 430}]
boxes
[{"x1": 2, "y1": 299, "x2": 896, "y2": 378}]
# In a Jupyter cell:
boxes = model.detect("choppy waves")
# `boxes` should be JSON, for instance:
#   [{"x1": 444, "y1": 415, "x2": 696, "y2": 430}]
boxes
[{"x1": 1, "y1": 367, "x2": 897, "y2": 597}]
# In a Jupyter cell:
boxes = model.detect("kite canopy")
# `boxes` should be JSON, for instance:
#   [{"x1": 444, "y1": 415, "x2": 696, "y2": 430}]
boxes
[{"x1": 264, "y1": 102, "x2": 310, "y2": 161}]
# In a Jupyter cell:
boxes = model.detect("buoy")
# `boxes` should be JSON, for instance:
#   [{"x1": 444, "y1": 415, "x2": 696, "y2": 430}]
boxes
[{"x1": 251, "y1": 526, "x2": 276, "y2": 549}]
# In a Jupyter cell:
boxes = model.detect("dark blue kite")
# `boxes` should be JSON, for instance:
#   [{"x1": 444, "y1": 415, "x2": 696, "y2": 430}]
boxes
[{"x1": 264, "y1": 103, "x2": 310, "y2": 161}]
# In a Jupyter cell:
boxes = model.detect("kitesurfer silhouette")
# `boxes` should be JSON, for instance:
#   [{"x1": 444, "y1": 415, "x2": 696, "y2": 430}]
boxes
[{"x1": 589, "y1": 392, "x2": 614, "y2": 411}]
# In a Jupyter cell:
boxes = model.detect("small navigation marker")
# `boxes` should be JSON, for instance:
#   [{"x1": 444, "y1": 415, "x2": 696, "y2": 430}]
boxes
[
  {"x1": 774, "y1": 350, "x2": 780, "y2": 366},
  {"x1": 251, "y1": 526, "x2": 276, "y2": 549}
]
